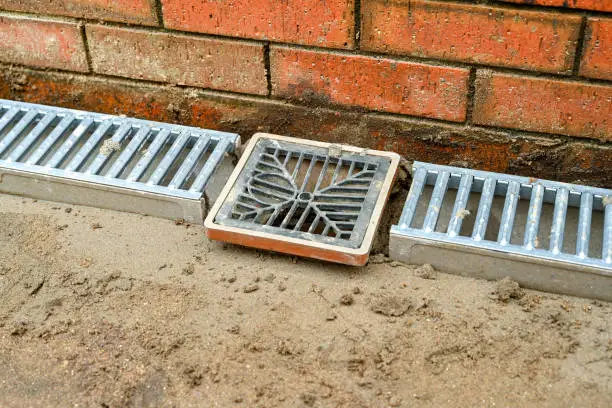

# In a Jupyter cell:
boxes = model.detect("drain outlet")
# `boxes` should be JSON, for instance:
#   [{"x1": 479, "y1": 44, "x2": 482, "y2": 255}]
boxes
[
  {"x1": 205, "y1": 133, "x2": 400, "y2": 265},
  {"x1": 390, "y1": 161, "x2": 612, "y2": 301},
  {"x1": 0, "y1": 99, "x2": 240, "y2": 222}
]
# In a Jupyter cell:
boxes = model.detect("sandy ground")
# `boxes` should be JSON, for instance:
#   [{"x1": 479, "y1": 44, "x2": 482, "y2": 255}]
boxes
[{"x1": 0, "y1": 192, "x2": 611, "y2": 408}]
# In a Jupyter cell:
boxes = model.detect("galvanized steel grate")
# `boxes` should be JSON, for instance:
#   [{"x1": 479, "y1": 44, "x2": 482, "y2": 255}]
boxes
[
  {"x1": 0, "y1": 99, "x2": 239, "y2": 221},
  {"x1": 205, "y1": 133, "x2": 400, "y2": 265},
  {"x1": 390, "y1": 161, "x2": 612, "y2": 300}
]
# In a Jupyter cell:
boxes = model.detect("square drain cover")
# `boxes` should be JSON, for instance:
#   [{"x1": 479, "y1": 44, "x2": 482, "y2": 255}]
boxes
[{"x1": 205, "y1": 133, "x2": 400, "y2": 265}]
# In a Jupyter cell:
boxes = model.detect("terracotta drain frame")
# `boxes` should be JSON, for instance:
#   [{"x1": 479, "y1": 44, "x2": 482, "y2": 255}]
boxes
[{"x1": 204, "y1": 133, "x2": 400, "y2": 266}]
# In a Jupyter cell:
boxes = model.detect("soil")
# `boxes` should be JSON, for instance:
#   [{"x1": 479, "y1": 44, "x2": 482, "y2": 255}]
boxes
[{"x1": 1, "y1": 193, "x2": 611, "y2": 407}]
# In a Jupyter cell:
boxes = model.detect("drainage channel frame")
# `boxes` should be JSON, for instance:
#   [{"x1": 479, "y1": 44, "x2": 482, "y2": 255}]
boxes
[
  {"x1": 0, "y1": 99, "x2": 240, "y2": 222},
  {"x1": 390, "y1": 161, "x2": 612, "y2": 301}
]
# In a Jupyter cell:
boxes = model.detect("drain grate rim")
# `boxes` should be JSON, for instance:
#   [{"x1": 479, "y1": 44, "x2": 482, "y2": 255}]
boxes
[{"x1": 205, "y1": 133, "x2": 400, "y2": 264}]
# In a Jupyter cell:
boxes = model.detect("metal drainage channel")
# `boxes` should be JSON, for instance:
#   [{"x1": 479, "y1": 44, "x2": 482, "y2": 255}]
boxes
[
  {"x1": 390, "y1": 162, "x2": 612, "y2": 301},
  {"x1": 0, "y1": 99, "x2": 239, "y2": 222},
  {"x1": 205, "y1": 133, "x2": 400, "y2": 265}
]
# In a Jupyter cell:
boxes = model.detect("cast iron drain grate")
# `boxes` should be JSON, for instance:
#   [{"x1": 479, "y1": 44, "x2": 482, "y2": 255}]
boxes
[
  {"x1": 390, "y1": 161, "x2": 612, "y2": 301},
  {"x1": 0, "y1": 99, "x2": 240, "y2": 222},
  {"x1": 205, "y1": 133, "x2": 400, "y2": 265}
]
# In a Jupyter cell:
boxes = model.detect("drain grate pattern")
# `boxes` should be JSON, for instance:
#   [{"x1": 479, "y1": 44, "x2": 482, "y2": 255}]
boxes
[
  {"x1": 390, "y1": 161, "x2": 612, "y2": 300},
  {"x1": 206, "y1": 134, "x2": 400, "y2": 265},
  {"x1": 0, "y1": 99, "x2": 239, "y2": 221}
]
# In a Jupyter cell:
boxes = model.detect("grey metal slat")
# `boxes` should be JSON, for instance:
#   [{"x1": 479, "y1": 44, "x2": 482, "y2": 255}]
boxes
[
  {"x1": 0, "y1": 110, "x2": 38, "y2": 156},
  {"x1": 603, "y1": 202, "x2": 612, "y2": 264},
  {"x1": 576, "y1": 193, "x2": 593, "y2": 259},
  {"x1": 0, "y1": 107, "x2": 20, "y2": 134},
  {"x1": 26, "y1": 114, "x2": 75, "y2": 165},
  {"x1": 189, "y1": 138, "x2": 231, "y2": 193},
  {"x1": 46, "y1": 117, "x2": 95, "y2": 168},
  {"x1": 497, "y1": 181, "x2": 520, "y2": 245},
  {"x1": 447, "y1": 174, "x2": 473, "y2": 237},
  {"x1": 85, "y1": 122, "x2": 132, "y2": 175},
  {"x1": 7, "y1": 113, "x2": 57, "y2": 162},
  {"x1": 472, "y1": 178, "x2": 496, "y2": 241},
  {"x1": 126, "y1": 129, "x2": 171, "y2": 182},
  {"x1": 549, "y1": 188, "x2": 569, "y2": 254},
  {"x1": 147, "y1": 131, "x2": 190, "y2": 185},
  {"x1": 106, "y1": 126, "x2": 151, "y2": 178},
  {"x1": 65, "y1": 119, "x2": 113, "y2": 172},
  {"x1": 423, "y1": 170, "x2": 450, "y2": 232},
  {"x1": 523, "y1": 184, "x2": 544, "y2": 250},
  {"x1": 398, "y1": 166, "x2": 427, "y2": 229},
  {"x1": 168, "y1": 135, "x2": 211, "y2": 189}
]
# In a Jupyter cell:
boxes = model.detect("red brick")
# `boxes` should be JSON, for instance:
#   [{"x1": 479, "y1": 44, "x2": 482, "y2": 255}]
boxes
[
  {"x1": 0, "y1": 0, "x2": 158, "y2": 25},
  {"x1": 474, "y1": 71, "x2": 612, "y2": 141},
  {"x1": 270, "y1": 47, "x2": 469, "y2": 122},
  {"x1": 3, "y1": 65, "x2": 610, "y2": 187},
  {"x1": 499, "y1": 0, "x2": 612, "y2": 13},
  {"x1": 580, "y1": 18, "x2": 612, "y2": 81},
  {"x1": 86, "y1": 25, "x2": 267, "y2": 95},
  {"x1": 361, "y1": 0, "x2": 581, "y2": 74},
  {"x1": 0, "y1": 15, "x2": 88, "y2": 72},
  {"x1": 161, "y1": 0, "x2": 355, "y2": 49}
]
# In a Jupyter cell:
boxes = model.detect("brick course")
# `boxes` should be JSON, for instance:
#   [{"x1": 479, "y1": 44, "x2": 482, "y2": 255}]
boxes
[
  {"x1": 86, "y1": 25, "x2": 267, "y2": 95},
  {"x1": 499, "y1": 0, "x2": 612, "y2": 13},
  {"x1": 271, "y1": 47, "x2": 469, "y2": 122},
  {"x1": 474, "y1": 71, "x2": 612, "y2": 141},
  {"x1": 161, "y1": 0, "x2": 355, "y2": 49},
  {"x1": 580, "y1": 18, "x2": 612, "y2": 81},
  {"x1": 0, "y1": 14, "x2": 88, "y2": 72},
  {"x1": 0, "y1": 0, "x2": 158, "y2": 25},
  {"x1": 361, "y1": 0, "x2": 581, "y2": 74}
]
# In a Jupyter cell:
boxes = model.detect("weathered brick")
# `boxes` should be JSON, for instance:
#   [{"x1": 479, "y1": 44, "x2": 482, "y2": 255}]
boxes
[
  {"x1": 2, "y1": 65, "x2": 610, "y2": 187},
  {"x1": 361, "y1": 0, "x2": 581, "y2": 74},
  {"x1": 499, "y1": 0, "x2": 612, "y2": 13},
  {"x1": 86, "y1": 25, "x2": 267, "y2": 95},
  {"x1": 580, "y1": 18, "x2": 612, "y2": 81},
  {"x1": 270, "y1": 47, "x2": 469, "y2": 122},
  {"x1": 0, "y1": 14, "x2": 88, "y2": 72},
  {"x1": 474, "y1": 71, "x2": 612, "y2": 141},
  {"x1": 0, "y1": 0, "x2": 158, "y2": 25},
  {"x1": 160, "y1": 0, "x2": 355, "y2": 49}
]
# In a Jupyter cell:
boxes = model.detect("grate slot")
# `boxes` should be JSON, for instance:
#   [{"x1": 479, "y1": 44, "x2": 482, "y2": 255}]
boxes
[
  {"x1": 7, "y1": 113, "x2": 57, "y2": 162},
  {"x1": 549, "y1": 188, "x2": 569, "y2": 254},
  {"x1": 127, "y1": 129, "x2": 170, "y2": 182},
  {"x1": 576, "y1": 193, "x2": 593, "y2": 259},
  {"x1": 423, "y1": 170, "x2": 450, "y2": 232},
  {"x1": 523, "y1": 184, "x2": 544, "y2": 250},
  {"x1": 190, "y1": 138, "x2": 231, "y2": 193},
  {"x1": 398, "y1": 166, "x2": 427, "y2": 229},
  {"x1": 45, "y1": 118, "x2": 95, "y2": 168},
  {"x1": 604, "y1": 204, "x2": 612, "y2": 264},
  {"x1": 447, "y1": 174, "x2": 473, "y2": 237},
  {"x1": 497, "y1": 180, "x2": 520, "y2": 245},
  {"x1": 147, "y1": 131, "x2": 190, "y2": 185},
  {"x1": 106, "y1": 126, "x2": 151, "y2": 178},
  {"x1": 64, "y1": 120, "x2": 114, "y2": 172},
  {"x1": 472, "y1": 178, "x2": 496, "y2": 241},
  {"x1": 0, "y1": 107, "x2": 20, "y2": 135},
  {"x1": 0, "y1": 110, "x2": 38, "y2": 156},
  {"x1": 85, "y1": 122, "x2": 132, "y2": 175},
  {"x1": 168, "y1": 135, "x2": 211, "y2": 189}
]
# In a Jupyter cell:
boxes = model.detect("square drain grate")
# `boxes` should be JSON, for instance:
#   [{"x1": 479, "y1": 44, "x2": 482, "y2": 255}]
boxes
[
  {"x1": 205, "y1": 133, "x2": 400, "y2": 265},
  {"x1": 0, "y1": 99, "x2": 240, "y2": 222},
  {"x1": 390, "y1": 161, "x2": 612, "y2": 301}
]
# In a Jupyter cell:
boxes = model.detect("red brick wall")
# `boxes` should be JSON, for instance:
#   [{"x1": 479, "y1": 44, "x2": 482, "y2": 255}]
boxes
[{"x1": 0, "y1": 0, "x2": 610, "y2": 186}]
